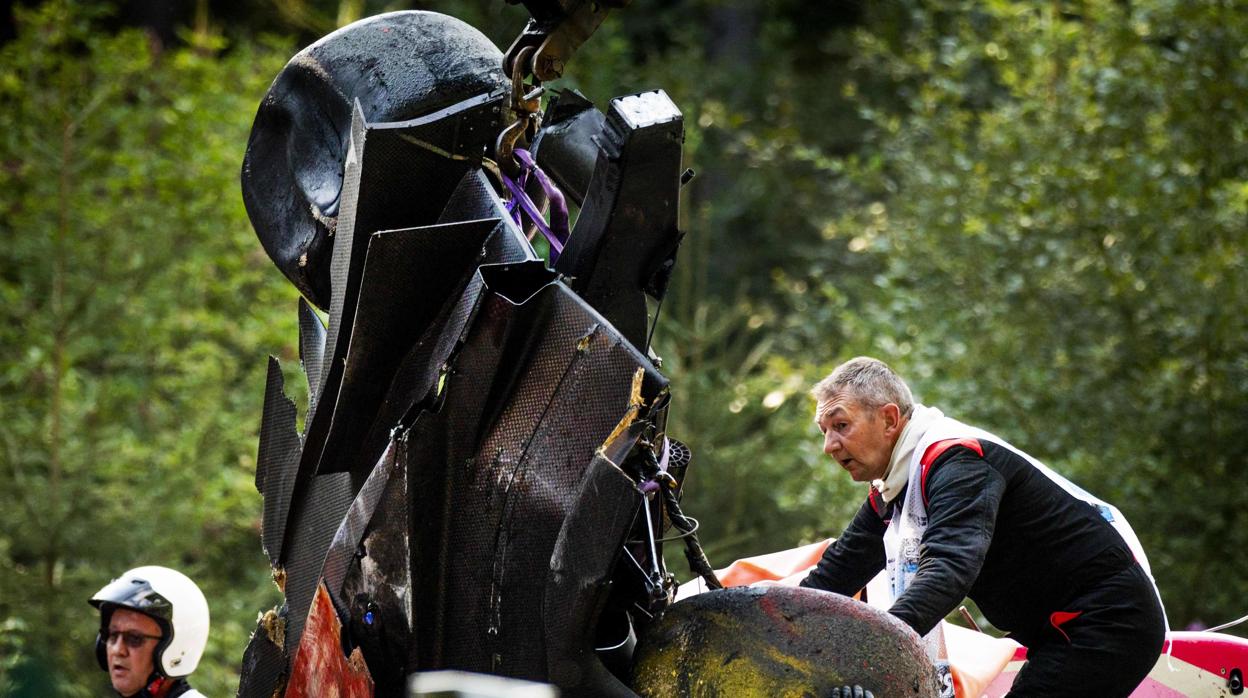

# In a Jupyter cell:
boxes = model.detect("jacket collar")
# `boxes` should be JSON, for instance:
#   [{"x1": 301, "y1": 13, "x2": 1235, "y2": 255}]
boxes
[{"x1": 873, "y1": 404, "x2": 943, "y2": 502}]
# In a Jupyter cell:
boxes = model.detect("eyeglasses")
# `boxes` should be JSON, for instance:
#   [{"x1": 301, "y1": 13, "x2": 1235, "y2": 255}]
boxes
[{"x1": 106, "y1": 630, "x2": 161, "y2": 649}]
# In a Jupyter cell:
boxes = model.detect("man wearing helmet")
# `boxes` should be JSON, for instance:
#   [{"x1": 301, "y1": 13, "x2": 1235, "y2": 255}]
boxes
[{"x1": 90, "y1": 566, "x2": 209, "y2": 698}]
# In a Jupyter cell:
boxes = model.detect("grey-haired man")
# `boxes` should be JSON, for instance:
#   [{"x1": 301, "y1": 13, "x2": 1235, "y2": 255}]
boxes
[{"x1": 800, "y1": 357, "x2": 1164, "y2": 696}]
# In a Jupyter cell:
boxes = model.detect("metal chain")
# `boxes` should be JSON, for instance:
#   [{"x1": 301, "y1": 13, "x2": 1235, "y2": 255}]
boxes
[{"x1": 495, "y1": 45, "x2": 544, "y2": 177}]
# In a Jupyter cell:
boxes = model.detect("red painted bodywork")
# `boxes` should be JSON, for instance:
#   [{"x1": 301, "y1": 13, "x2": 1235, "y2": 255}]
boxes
[
  {"x1": 286, "y1": 582, "x2": 375, "y2": 698},
  {"x1": 1163, "y1": 631, "x2": 1248, "y2": 677}
]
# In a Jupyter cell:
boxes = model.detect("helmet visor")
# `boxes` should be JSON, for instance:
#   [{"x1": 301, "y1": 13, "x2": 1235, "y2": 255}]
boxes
[{"x1": 90, "y1": 575, "x2": 174, "y2": 623}]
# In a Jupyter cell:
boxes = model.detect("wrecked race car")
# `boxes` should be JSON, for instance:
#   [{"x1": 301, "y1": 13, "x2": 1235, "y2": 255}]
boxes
[{"x1": 236, "y1": 5, "x2": 945, "y2": 697}]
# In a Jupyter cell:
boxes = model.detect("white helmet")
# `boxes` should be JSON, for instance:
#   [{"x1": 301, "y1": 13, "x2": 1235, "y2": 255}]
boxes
[{"x1": 90, "y1": 566, "x2": 210, "y2": 678}]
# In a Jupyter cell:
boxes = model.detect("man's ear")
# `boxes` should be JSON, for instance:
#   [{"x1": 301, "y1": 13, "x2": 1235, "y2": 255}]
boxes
[{"x1": 880, "y1": 403, "x2": 903, "y2": 435}]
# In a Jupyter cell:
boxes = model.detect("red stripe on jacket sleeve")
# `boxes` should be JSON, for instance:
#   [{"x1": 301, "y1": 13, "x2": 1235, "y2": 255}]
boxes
[
  {"x1": 1049, "y1": 610, "x2": 1083, "y2": 643},
  {"x1": 919, "y1": 438, "x2": 984, "y2": 507}
]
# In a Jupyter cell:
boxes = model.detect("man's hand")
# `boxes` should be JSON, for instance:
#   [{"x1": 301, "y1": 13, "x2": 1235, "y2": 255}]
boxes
[{"x1": 832, "y1": 686, "x2": 874, "y2": 698}]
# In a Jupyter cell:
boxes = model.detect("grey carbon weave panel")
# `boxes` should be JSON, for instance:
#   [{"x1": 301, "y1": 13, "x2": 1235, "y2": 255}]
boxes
[
  {"x1": 474, "y1": 292, "x2": 662, "y2": 676},
  {"x1": 235, "y1": 605, "x2": 289, "y2": 698},
  {"x1": 339, "y1": 435, "x2": 414, "y2": 696},
  {"x1": 298, "y1": 107, "x2": 361, "y2": 454},
  {"x1": 413, "y1": 279, "x2": 665, "y2": 678},
  {"x1": 303, "y1": 101, "x2": 481, "y2": 484},
  {"x1": 438, "y1": 169, "x2": 503, "y2": 225},
  {"x1": 321, "y1": 440, "x2": 398, "y2": 604},
  {"x1": 544, "y1": 453, "x2": 640, "y2": 696},
  {"x1": 277, "y1": 470, "x2": 355, "y2": 653},
  {"x1": 298, "y1": 298, "x2": 326, "y2": 408},
  {"x1": 346, "y1": 212, "x2": 535, "y2": 479},
  {"x1": 311, "y1": 218, "x2": 497, "y2": 476},
  {"x1": 360, "y1": 271, "x2": 486, "y2": 458},
  {"x1": 435, "y1": 169, "x2": 535, "y2": 265},
  {"x1": 256, "y1": 357, "x2": 302, "y2": 565}
]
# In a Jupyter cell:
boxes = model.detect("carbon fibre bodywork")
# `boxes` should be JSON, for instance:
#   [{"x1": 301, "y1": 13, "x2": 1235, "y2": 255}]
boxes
[
  {"x1": 241, "y1": 12, "x2": 509, "y2": 309},
  {"x1": 240, "y1": 10, "x2": 691, "y2": 697}
]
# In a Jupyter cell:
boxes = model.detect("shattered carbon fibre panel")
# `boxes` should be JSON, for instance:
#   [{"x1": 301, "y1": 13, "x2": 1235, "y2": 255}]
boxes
[
  {"x1": 338, "y1": 170, "x2": 540, "y2": 477},
  {"x1": 297, "y1": 299, "x2": 326, "y2": 407},
  {"x1": 256, "y1": 357, "x2": 302, "y2": 565},
  {"x1": 632, "y1": 586, "x2": 940, "y2": 698},
  {"x1": 554, "y1": 90, "x2": 684, "y2": 348},
  {"x1": 236, "y1": 605, "x2": 288, "y2": 698},
  {"x1": 299, "y1": 104, "x2": 366, "y2": 467},
  {"x1": 357, "y1": 270, "x2": 486, "y2": 459},
  {"x1": 353, "y1": 218, "x2": 535, "y2": 477},
  {"x1": 437, "y1": 169, "x2": 534, "y2": 235},
  {"x1": 278, "y1": 470, "x2": 357, "y2": 654},
  {"x1": 321, "y1": 440, "x2": 399, "y2": 605},
  {"x1": 338, "y1": 437, "x2": 414, "y2": 696},
  {"x1": 312, "y1": 218, "x2": 498, "y2": 476},
  {"x1": 530, "y1": 90, "x2": 606, "y2": 208},
  {"x1": 302, "y1": 97, "x2": 500, "y2": 482},
  {"x1": 241, "y1": 11, "x2": 508, "y2": 308},
  {"x1": 447, "y1": 282, "x2": 665, "y2": 674},
  {"x1": 543, "y1": 452, "x2": 641, "y2": 696},
  {"x1": 287, "y1": 583, "x2": 375, "y2": 697},
  {"x1": 240, "y1": 10, "x2": 704, "y2": 696},
  {"x1": 403, "y1": 273, "x2": 666, "y2": 679}
]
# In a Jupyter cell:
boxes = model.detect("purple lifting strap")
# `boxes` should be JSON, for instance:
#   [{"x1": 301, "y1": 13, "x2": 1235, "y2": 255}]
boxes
[{"x1": 501, "y1": 148, "x2": 571, "y2": 261}]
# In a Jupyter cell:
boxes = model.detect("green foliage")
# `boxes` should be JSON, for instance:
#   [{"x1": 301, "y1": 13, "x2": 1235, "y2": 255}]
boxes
[
  {"x1": 653, "y1": 299, "x2": 861, "y2": 563},
  {"x1": 796, "y1": 0, "x2": 1248, "y2": 629},
  {"x1": 625, "y1": 0, "x2": 1248, "y2": 636},
  {"x1": 0, "y1": 2, "x2": 295, "y2": 694},
  {"x1": 2, "y1": 0, "x2": 1245, "y2": 693}
]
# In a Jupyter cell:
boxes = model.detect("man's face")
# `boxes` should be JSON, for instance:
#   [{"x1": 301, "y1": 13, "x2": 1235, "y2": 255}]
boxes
[
  {"x1": 105, "y1": 608, "x2": 162, "y2": 696},
  {"x1": 814, "y1": 393, "x2": 902, "y2": 483}
]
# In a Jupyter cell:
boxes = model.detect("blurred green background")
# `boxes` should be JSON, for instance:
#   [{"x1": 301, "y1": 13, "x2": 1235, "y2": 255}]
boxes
[{"x1": 1, "y1": 0, "x2": 1245, "y2": 694}]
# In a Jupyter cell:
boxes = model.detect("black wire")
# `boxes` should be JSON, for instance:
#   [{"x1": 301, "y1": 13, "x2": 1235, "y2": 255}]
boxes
[
  {"x1": 636, "y1": 447, "x2": 722, "y2": 591},
  {"x1": 657, "y1": 474, "x2": 722, "y2": 590},
  {"x1": 645, "y1": 292, "x2": 665, "y2": 356},
  {"x1": 625, "y1": 515, "x2": 701, "y2": 544}
]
